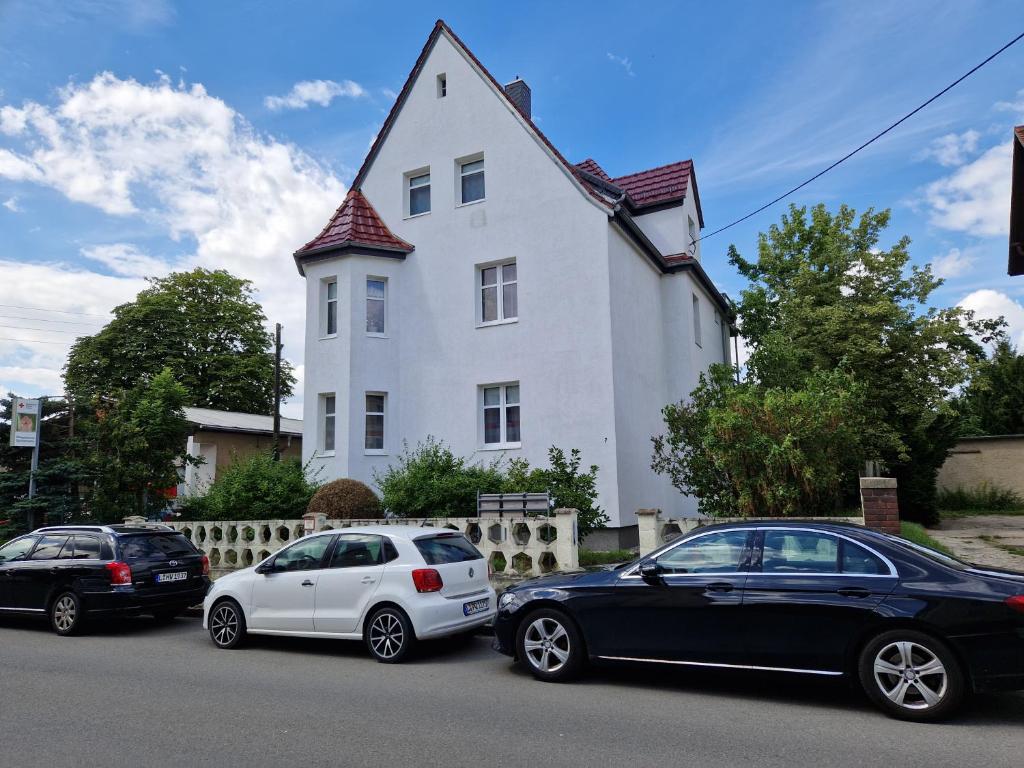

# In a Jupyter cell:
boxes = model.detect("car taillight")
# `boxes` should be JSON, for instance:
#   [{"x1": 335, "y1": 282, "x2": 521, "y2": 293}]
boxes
[
  {"x1": 411, "y1": 568, "x2": 443, "y2": 593},
  {"x1": 1007, "y1": 595, "x2": 1024, "y2": 614},
  {"x1": 201, "y1": 555, "x2": 210, "y2": 576},
  {"x1": 105, "y1": 561, "x2": 132, "y2": 585}
]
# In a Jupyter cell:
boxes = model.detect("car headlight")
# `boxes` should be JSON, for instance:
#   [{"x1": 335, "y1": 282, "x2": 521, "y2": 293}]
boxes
[{"x1": 498, "y1": 591, "x2": 520, "y2": 611}]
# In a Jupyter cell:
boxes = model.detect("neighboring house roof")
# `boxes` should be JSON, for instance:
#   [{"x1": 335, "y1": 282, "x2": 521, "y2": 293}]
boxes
[
  {"x1": 183, "y1": 407, "x2": 303, "y2": 437},
  {"x1": 1010, "y1": 126, "x2": 1024, "y2": 276},
  {"x1": 294, "y1": 189, "x2": 414, "y2": 273}
]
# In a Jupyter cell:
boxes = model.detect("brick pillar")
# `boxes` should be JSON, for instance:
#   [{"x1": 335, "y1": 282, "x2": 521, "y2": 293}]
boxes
[{"x1": 860, "y1": 477, "x2": 900, "y2": 534}]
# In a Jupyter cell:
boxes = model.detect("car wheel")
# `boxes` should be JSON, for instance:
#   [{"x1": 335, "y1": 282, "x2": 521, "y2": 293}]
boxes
[
  {"x1": 858, "y1": 629, "x2": 965, "y2": 722},
  {"x1": 208, "y1": 600, "x2": 246, "y2": 650},
  {"x1": 516, "y1": 608, "x2": 584, "y2": 682},
  {"x1": 366, "y1": 606, "x2": 414, "y2": 663},
  {"x1": 50, "y1": 591, "x2": 84, "y2": 636}
]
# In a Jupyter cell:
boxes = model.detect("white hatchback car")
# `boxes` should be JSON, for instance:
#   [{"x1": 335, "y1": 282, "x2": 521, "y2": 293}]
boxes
[{"x1": 202, "y1": 526, "x2": 496, "y2": 662}]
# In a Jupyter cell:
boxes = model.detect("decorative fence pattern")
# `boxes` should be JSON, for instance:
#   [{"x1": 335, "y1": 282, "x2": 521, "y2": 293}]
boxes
[
  {"x1": 149, "y1": 509, "x2": 579, "y2": 580},
  {"x1": 636, "y1": 509, "x2": 867, "y2": 556}
]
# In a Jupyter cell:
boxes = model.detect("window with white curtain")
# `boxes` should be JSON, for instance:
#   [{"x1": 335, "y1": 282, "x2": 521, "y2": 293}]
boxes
[
  {"x1": 480, "y1": 261, "x2": 517, "y2": 324},
  {"x1": 482, "y1": 383, "x2": 520, "y2": 446}
]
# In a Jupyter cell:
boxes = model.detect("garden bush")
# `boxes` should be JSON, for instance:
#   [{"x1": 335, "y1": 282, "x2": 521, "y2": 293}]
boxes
[
  {"x1": 936, "y1": 483, "x2": 1024, "y2": 512},
  {"x1": 177, "y1": 454, "x2": 318, "y2": 521},
  {"x1": 307, "y1": 478, "x2": 383, "y2": 520}
]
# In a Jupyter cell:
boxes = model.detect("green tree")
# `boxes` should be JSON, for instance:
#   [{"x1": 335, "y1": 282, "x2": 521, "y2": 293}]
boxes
[
  {"x1": 179, "y1": 454, "x2": 320, "y2": 521},
  {"x1": 727, "y1": 204, "x2": 1000, "y2": 524},
  {"x1": 77, "y1": 369, "x2": 194, "y2": 521},
  {"x1": 65, "y1": 268, "x2": 292, "y2": 414},
  {"x1": 957, "y1": 340, "x2": 1024, "y2": 436},
  {"x1": 503, "y1": 447, "x2": 609, "y2": 537},
  {"x1": 652, "y1": 365, "x2": 879, "y2": 517}
]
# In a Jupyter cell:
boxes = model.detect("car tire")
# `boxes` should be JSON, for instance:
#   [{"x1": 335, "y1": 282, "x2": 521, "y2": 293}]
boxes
[
  {"x1": 366, "y1": 606, "x2": 415, "y2": 663},
  {"x1": 515, "y1": 608, "x2": 584, "y2": 682},
  {"x1": 208, "y1": 599, "x2": 246, "y2": 650},
  {"x1": 50, "y1": 591, "x2": 84, "y2": 637},
  {"x1": 858, "y1": 629, "x2": 965, "y2": 722}
]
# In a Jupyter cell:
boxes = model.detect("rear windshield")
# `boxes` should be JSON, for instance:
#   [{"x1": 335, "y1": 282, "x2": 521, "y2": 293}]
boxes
[
  {"x1": 414, "y1": 534, "x2": 483, "y2": 564},
  {"x1": 885, "y1": 535, "x2": 967, "y2": 570},
  {"x1": 118, "y1": 533, "x2": 197, "y2": 560}
]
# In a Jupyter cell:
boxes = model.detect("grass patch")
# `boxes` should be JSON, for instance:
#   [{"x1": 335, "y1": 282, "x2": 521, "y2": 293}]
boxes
[
  {"x1": 979, "y1": 535, "x2": 1024, "y2": 558},
  {"x1": 940, "y1": 507, "x2": 1024, "y2": 519},
  {"x1": 899, "y1": 521, "x2": 954, "y2": 556},
  {"x1": 936, "y1": 484, "x2": 1024, "y2": 512},
  {"x1": 579, "y1": 549, "x2": 637, "y2": 566}
]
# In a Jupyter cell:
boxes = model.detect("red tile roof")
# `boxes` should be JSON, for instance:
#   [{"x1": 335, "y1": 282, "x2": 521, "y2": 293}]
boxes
[
  {"x1": 612, "y1": 160, "x2": 693, "y2": 208},
  {"x1": 575, "y1": 158, "x2": 612, "y2": 182},
  {"x1": 296, "y1": 189, "x2": 413, "y2": 256}
]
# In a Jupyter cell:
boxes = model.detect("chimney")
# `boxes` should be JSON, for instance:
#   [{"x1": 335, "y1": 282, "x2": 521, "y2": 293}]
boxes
[{"x1": 504, "y1": 78, "x2": 531, "y2": 120}]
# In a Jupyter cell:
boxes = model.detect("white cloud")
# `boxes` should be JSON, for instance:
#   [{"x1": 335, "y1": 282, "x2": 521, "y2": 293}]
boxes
[
  {"x1": 919, "y1": 129, "x2": 980, "y2": 167},
  {"x1": 264, "y1": 79, "x2": 366, "y2": 111},
  {"x1": 2, "y1": 196, "x2": 20, "y2": 212},
  {"x1": 606, "y1": 52, "x2": 635, "y2": 78},
  {"x1": 959, "y1": 289, "x2": 1024, "y2": 347},
  {"x1": 994, "y1": 88, "x2": 1024, "y2": 119},
  {"x1": 0, "y1": 72, "x2": 347, "y2": 413},
  {"x1": 922, "y1": 144, "x2": 1011, "y2": 237},
  {"x1": 81, "y1": 243, "x2": 174, "y2": 278},
  {"x1": 930, "y1": 247, "x2": 977, "y2": 279}
]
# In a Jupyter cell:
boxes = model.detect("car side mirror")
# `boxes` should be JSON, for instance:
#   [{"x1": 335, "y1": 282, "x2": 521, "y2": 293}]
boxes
[
  {"x1": 256, "y1": 560, "x2": 278, "y2": 575},
  {"x1": 639, "y1": 561, "x2": 663, "y2": 586}
]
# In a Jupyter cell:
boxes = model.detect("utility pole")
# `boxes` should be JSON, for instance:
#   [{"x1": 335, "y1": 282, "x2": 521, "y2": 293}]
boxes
[{"x1": 272, "y1": 323, "x2": 282, "y2": 461}]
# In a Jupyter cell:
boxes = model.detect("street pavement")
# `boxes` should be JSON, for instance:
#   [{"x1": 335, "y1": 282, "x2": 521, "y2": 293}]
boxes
[{"x1": 1, "y1": 614, "x2": 1022, "y2": 768}]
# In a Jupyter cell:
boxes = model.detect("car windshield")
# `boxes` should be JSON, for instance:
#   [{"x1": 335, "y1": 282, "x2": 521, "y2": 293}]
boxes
[
  {"x1": 414, "y1": 534, "x2": 483, "y2": 564},
  {"x1": 886, "y1": 535, "x2": 968, "y2": 570},
  {"x1": 118, "y1": 533, "x2": 196, "y2": 560}
]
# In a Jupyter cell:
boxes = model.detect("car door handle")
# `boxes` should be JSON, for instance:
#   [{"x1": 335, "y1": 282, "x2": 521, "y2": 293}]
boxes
[
  {"x1": 705, "y1": 582, "x2": 735, "y2": 593},
  {"x1": 837, "y1": 587, "x2": 870, "y2": 598},
  {"x1": 301, "y1": 580, "x2": 315, "y2": 587},
  {"x1": 360, "y1": 576, "x2": 376, "y2": 584}
]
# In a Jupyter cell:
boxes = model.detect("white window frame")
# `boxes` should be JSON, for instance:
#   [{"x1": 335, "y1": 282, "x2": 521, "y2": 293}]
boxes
[
  {"x1": 477, "y1": 259, "x2": 517, "y2": 326},
  {"x1": 692, "y1": 293, "x2": 702, "y2": 348},
  {"x1": 457, "y1": 153, "x2": 485, "y2": 206},
  {"x1": 364, "y1": 392, "x2": 386, "y2": 455},
  {"x1": 321, "y1": 394, "x2": 336, "y2": 455},
  {"x1": 479, "y1": 382, "x2": 520, "y2": 449},
  {"x1": 437, "y1": 73, "x2": 447, "y2": 98},
  {"x1": 405, "y1": 168, "x2": 431, "y2": 218},
  {"x1": 366, "y1": 276, "x2": 387, "y2": 337},
  {"x1": 321, "y1": 278, "x2": 338, "y2": 339}
]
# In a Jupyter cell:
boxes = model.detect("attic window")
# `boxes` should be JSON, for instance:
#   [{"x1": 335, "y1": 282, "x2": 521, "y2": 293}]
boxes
[{"x1": 437, "y1": 74, "x2": 447, "y2": 98}]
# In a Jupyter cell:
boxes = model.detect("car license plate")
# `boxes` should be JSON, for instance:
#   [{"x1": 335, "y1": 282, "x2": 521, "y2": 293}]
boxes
[
  {"x1": 156, "y1": 571, "x2": 187, "y2": 584},
  {"x1": 463, "y1": 598, "x2": 489, "y2": 616}
]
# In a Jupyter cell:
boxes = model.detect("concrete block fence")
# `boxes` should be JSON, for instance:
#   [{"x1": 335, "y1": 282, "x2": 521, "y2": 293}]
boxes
[{"x1": 143, "y1": 509, "x2": 579, "y2": 582}]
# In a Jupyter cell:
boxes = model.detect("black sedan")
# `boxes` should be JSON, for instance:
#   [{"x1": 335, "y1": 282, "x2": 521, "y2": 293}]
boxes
[
  {"x1": 0, "y1": 524, "x2": 210, "y2": 635},
  {"x1": 492, "y1": 521, "x2": 1024, "y2": 721}
]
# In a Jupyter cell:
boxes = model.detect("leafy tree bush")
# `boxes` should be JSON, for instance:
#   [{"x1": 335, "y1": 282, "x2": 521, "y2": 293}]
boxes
[
  {"x1": 179, "y1": 454, "x2": 319, "y2": 521},
  {"x1": 936, "y1": 483, "x2": 1024, "y2": 512},
  {"x1": 307, "y1": 478, "x2": 383, "y2": 520},
  {"x1": 503, "y1": 447, "x2": 608, "y2": 537},
  {"x1": 957, "y1": 341, "x2": 1024, "y2": 436},
  {"x1": 652, "y1": 365, "x2": 882, "y2": 518},
  {"x1": 375, "y1": 437, "x2": 504, "y2": 518}
]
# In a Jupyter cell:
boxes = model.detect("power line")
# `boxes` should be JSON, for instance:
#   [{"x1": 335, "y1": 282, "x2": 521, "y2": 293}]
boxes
[
  {"x1": 0, "y1": 324, "x2": 89, "y2": 336},
  {"x1": 0, "y1": 336, "x2": 70, "y2": 345},
  {"x1": 696, "y1": 29, "x2": 1024, "y2": 246},
  {"x1": 0, "y1": 313, "x2": 105, "y2": 327},
  {"x1": 0, "y1": 303, "x2": 110, "y2": 319}
]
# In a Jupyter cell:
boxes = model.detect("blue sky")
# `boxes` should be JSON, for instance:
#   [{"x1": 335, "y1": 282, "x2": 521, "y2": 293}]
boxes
[{"x1": 1, "y1": 0, "x2": 1023, "y2": 417}]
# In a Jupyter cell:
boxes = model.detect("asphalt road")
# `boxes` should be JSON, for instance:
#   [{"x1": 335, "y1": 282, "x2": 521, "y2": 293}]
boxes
[{"x1": 2, "y1": 614, "x2": 1022, "y2": 768}]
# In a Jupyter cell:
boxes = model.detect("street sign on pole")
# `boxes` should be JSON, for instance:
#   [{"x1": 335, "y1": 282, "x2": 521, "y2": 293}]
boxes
[{"x1": 10, "y1": 397, "x2": 40, "y2": 448}]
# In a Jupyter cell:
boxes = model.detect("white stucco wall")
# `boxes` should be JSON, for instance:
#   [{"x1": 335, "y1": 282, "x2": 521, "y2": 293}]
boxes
[
  {"x1": 632, "y1": 193, "x2": 703, "y2": 261},
  {"x1": 302, "y1": 31, "x2": 624, "y2": 523}
]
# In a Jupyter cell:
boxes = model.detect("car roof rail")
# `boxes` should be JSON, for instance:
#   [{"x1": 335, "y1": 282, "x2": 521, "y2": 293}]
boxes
[
  {"x1": 107, "y1": 523, "x2": 175, "y2": 532},
  {"x1": 33, "y1": 525, "x2": 116, "y2": 534}
]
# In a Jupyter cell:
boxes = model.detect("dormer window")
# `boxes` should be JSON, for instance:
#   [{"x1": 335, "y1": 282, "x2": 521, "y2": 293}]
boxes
[{"x1": 437, "y1": 74, "x2": 447, "y2": 98}]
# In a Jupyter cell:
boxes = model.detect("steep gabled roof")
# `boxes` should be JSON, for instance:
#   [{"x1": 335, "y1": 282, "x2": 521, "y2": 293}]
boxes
[{"x1": 295, "y1": 189, "x2": 413, "y2": 268}]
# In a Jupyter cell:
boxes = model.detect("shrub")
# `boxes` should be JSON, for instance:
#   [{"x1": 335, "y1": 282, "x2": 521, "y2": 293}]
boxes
[
  {"x1": 307, "y1": 478, "x2": 383, "y2": 520},
  {"x1": 178, "y1": 454, "x2": 318, "y2": 521},
  {"x1": 375, "y1": 437, "x2": 504, "y2": 518},
  {"x1": 936, "y1": 483, "x2": 1024, "y2": 512},
  {"x1": 579, "y1": 549, "x2": 637, "y2": 566},
  {"x1": 503, "y1": 447, "x2": 609, "y2": 538}
]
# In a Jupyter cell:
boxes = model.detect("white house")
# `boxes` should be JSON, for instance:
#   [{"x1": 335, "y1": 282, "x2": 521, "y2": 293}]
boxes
[{"x1": 295, "y1": 20, "x2": 735, "y2": 547}]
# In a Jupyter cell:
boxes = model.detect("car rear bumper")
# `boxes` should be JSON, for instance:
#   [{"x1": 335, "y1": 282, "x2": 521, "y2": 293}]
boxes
[
  {"x1": 411, "y1": 588, "x2": 497, "y2": 640},
  {"x1": 82, "y1": 579, "x2": 210, "y2": 615}
]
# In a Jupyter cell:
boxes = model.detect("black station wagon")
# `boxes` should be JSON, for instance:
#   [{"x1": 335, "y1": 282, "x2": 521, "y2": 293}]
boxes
[{"x1": 0, "y1": 524, "x2": 210, "y2": 635}]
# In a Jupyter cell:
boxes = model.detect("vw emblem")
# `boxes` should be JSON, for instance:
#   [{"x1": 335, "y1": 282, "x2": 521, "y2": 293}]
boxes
[
  {"x1": 169, "y1": 560, "x2": 178, "y2": 567},
  {"x1": 468, "y1": 567, "x2": 474, "y2": 578}
]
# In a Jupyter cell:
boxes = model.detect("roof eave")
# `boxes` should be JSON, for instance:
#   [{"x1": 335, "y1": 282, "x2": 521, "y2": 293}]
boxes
[{"x1": 293, "y1": 241, "x2": 414, "y2": 276}]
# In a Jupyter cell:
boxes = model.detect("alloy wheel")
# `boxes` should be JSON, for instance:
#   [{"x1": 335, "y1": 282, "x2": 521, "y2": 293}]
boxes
[
  {"x1": 53, "y1": 596, "x2": 77, "y2": 633},
  {"x1": 523, "y1": 617, "x2": 571, "y2": 673},
  {"x1": 369, "y1": 612, "x2": 405, "y2": 660},
  {"x1": 873, "y1": 640, "x2": 948, "y2": 710},
  {"x1": 211, "y1": 604, "x2": 239, "y2": 647}
]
